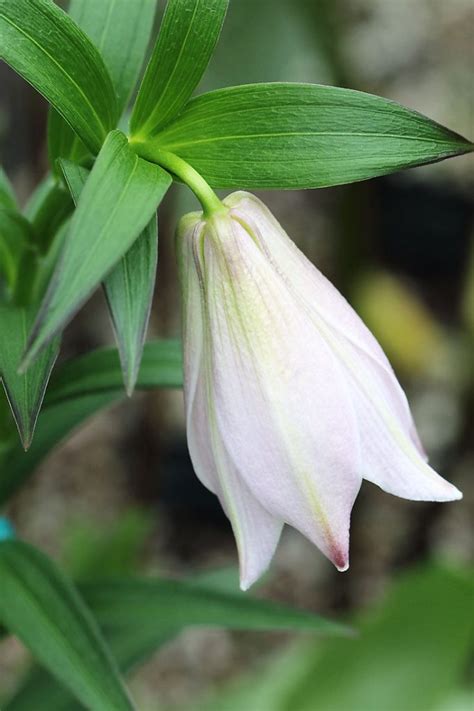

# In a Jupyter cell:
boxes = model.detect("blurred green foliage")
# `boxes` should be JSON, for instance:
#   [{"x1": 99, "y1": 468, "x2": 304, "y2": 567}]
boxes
[
  {"x1": 194, "y1": 565, "x2": 474, "y2": 711},
  {"x1": 61, "y1": 509, "x2": 154, "y2": 581}
]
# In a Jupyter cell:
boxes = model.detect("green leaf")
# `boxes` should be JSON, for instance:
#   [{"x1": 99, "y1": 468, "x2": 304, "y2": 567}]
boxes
[
  {"x1": 82, "y1": 578, "x2": 348, "y2": 674},
  {"x1": 0, "y1": 207, "x2": 32, "y2": 290},
  {"x1": 103, "y1": 217, "x2": 158, "y2": 395},
  {"x1": 4, "y1": 667, "x2": 79, "y2": 711},
  {"x1": 24, "y1": 174, "x2": 63, "y2": 221},
  {"x1": 82, "y1": 576, "x2": 350, "y2": 638},
  {"x1": 0, "y1": 305, "x2": 58, "y2": 449},
  {"x1": 22, "y1": 130, "x2": 171, "y2": 369},
  {"x1": 47, "y1": 0, "x2": 158, "y2": 170},
  {"x1": 23, "y1": 174, "x2": 73, "y2": 254},
  {"x1": 69, "y1": 0, "x2": 158, "y2": 113},
  {"x1": 0, "y1": 0, "x2": 117, "y2": 154},
  {"x1": 57, "y1": 158, "x2": 89, "y2": 200},
  {"x1": 60, "y1": 159, "x2": 159, "y2": 395},
  {"x1": 0, "y1": 540, "x2": 134, "y2": 711},
  {"x1": 130, "y1": 0, "x2": 228, "y2": 138},
  {"x1": 286, "y1": 566, "x2": 474, "y2": 711},
  {"x1": 201, "y1": 566, "x2": 474, "y2": 711},
  {"x1": 62, "y1": 510, "x2": 154, "y2": 582},
  {"x1": 0, "y1": 340, "x2": 182, "y2": 504},
  {"x1": 0, "y1": 166, "x2": 16, "y2": 209},
  {"x1": 133, "y1": 83, "x2": 474, "y2": 188},
  {"x1": 95, "y1": 574, "x2": 344, "y2": 667},
  {"x1": 3, "y1": 566, "x2": 349, "y2": 711},
  {"x1": 31, "y1": 221, "x2": 69, "y2": 307},
  {"x1": 0, "y1": 392, "x2": 123, "y2": 505},
  {"x1": 47, "y1": 339, "x2": 182, "y2": 405},
  {"x1": 47, "y1": 111, "x2": 91, "y2": 178}
]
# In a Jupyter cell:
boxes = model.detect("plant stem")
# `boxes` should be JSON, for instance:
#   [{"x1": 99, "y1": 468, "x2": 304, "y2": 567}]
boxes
[{"x1": 130, "y1": 143, "x2": 225, "y2": 218}]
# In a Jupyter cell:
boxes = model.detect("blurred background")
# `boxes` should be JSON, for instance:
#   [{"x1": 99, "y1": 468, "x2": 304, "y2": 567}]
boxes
[{"x1": 0, "y1": 0, "x2": 473, "y2": 708}]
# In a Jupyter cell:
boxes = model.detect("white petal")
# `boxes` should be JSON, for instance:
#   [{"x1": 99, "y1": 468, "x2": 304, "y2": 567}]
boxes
[
  {"x1": 202, "y1": 215, "x2": 362, "y2": 571},
  {"x1": 227, "y1": 191, "x2": 425, "y2": 458},
  {"x1": 306, "y1": 300, "x2": 461, "y2": 501},
  {"x1": 228, "y1": 194, "x2": 459, "y2": 502},
  {"x1": 179, "y1": 213, "x2": 283, "y2": 589},
  {"x1": 176, "y1": 212, "x2": 206, "y2": 417},
  {"x1": 188, "y1": 364, "x2": 284, "y2": 590},
  {"x1": 340, "y1": 353, "x2": 462, "y2": 501}
]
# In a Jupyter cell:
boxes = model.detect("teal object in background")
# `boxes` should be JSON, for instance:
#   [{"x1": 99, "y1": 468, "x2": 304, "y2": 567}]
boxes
[{"x1": 0, "y1": 517, "x2": 15, "y2": 541}]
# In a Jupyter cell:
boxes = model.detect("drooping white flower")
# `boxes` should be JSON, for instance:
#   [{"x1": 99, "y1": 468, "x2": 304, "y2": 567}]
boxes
[{"x1": 176, "y1": 191, "x2": 462, "y2": 590}]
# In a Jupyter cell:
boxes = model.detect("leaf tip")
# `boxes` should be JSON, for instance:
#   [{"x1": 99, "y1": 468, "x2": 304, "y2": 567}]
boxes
[
  {"x1": 125, "y1": 383, "x2": 135, "y2": 398},
  {"x1": 16, "y1": 415, "x2": 35, "y2": 452},
  {"x1": 21, "y1": 433, "x2": 32, "y2": 452},
  {"x1": 121, "y1": 357, "x2": 140, "y2": 398}
]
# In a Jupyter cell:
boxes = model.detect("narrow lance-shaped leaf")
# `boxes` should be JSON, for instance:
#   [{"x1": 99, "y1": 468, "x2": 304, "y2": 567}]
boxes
[
  {"x1": 47, "y1": 113, "x2": 91, "y2": 178},
  {"x1": 48, "y1": 0, "x2": 157, "y2": 170},
  {"x1": 130, "y1": 0, "x2": 229, "y2": 138},
  {"x1": 0, "y1": 205, "x2": 59, "y2": 448},
  {"x1": 4, "y1": 667, "x2": 79, "y2": 711},
  {"x1": 24, "y1": 174, "x2": 66, "y2": 222},
  {"x1": 133, "y1": 83, "x2": 474, "y2": 189},
  {"x1": 0, "y1": 540, "x2": 134, "y2": 711},
  {"x1": 75, "y1": 577, "x2": 348, "y2": 674},
  {"x1": 0, "y1": 383, "x2": 17, "y2": 446},
  {"x1": 104, "y1": 219, "x2": 158, "y2": 395},
  {"x1": 0, "y1": 0, "x2": 117, "y2": 154},
  {"x1": 57, "y1": 160, "x2": 89, "y2": 202},
  {"x1": 0, "y1": 207, "x2": 31, "y2": 290},
  {"x1": 22, "y1": 130, "x2": 171, "y2": 369},
  {"x1": 0, "y1": 166, "x2": 17, "y2": 209},
  {"x1": 81, "y1": 577, "x2": 350, "y2": 636},
  {"x1": 4, "y1": 571, "x2": 349, "y2": 711},
  {"x1": 31, "y1": 221, "x2": 70, "y2": 308},
  {"x1": 78, "y1": 574, "x2": 350, "y2": 686},
  {"x1": 70, "y1": 0, "x2": 158, "y2": 112},
  {"x1": 23, "y1": 174, "x2": 73, "y2": 254},
  {"x1": 0, "y1": 392, "x2": 124, "y2": 505},
  {"x1": 0, "y1": 340, "x2": 182, "y2": 504},
  {"x1": 0, "y1": 305, "x2": 59, "y2": 449},
  {"x1": 60, "y1": 159, "x2": 159, "y2": 395},
  {"x1": 47, "y1": 339, "x2": 183, "y2": 405}
]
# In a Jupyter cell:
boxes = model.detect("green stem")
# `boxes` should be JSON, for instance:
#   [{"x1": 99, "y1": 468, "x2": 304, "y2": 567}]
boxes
[{"x1": 130, "y1": 143, "x2": 225, "y2": 218}]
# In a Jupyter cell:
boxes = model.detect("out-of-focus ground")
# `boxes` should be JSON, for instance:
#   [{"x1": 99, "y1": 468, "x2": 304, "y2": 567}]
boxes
[{"x1": 0, "y1": 0, "x2": 473, "y2": 708}]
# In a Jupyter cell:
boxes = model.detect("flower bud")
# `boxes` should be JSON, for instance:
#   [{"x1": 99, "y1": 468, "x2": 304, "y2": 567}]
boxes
[{"x1": 176, "y1": 192, "x2": 462, "y2": 590}]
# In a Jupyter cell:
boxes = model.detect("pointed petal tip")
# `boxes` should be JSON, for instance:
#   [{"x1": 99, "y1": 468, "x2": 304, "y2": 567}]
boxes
[
  {"x1": 365, "y1": 466, "x2": 463, "y2": 504},
  {"x1": 238, "y1": 565, "x2": 265, "y2": 592},
  {"x1": 411, "y1": 479, "x2": 463, "y2": 503},
  {"x1": 440, "y1": 484, "x2": 463, "y2": 502},
  {"x1": 238, "y1": 554, "x2": 274, "y2": 592},
  {"x1": 330, "y1": 544, "x2": 349, "y2": 572}
]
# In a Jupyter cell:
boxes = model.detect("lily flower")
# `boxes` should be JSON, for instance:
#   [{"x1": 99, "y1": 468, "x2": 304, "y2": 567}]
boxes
[{"x1": 176, "y1": 191, "x2": 462, "y2": 590}]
